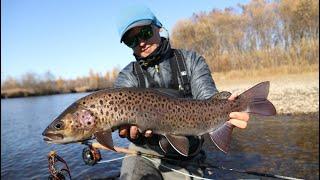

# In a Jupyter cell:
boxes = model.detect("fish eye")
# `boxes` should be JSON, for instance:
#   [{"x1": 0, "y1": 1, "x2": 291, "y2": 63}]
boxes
[{"x1": 54, "y1": 122, "x2": 63, "y2": 130}]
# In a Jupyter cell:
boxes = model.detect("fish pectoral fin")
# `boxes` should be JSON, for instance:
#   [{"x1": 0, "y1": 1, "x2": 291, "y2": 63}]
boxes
[
  {"x1": 209, "y1": 122, "x2": 234, "y2": 153},
  {"x1": 164, "y1": 134, "x2": 189, "y2": 156},
  {"x1": 94, "y1": 130, "x2": 115, "y2": 151}
]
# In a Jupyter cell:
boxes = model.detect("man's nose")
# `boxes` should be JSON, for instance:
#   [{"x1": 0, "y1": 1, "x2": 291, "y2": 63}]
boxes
[{"x1": 138, "y1": 38, "x2": 147, "y2": 47}]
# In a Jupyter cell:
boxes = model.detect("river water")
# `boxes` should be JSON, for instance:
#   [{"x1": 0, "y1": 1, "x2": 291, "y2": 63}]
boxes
[{"x1": 1, "y1": 93, "x2": 319, "y2": 179}]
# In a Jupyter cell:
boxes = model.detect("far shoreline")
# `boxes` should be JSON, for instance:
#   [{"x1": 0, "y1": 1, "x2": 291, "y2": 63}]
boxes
[{"x1": 2, "y1": 70, "x2": 318, "y2": 115}]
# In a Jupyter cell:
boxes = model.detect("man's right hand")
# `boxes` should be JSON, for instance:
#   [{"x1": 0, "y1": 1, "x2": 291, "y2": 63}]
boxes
[{"x1": 118, "y1": 125, "x2": 153, "y2": 140}]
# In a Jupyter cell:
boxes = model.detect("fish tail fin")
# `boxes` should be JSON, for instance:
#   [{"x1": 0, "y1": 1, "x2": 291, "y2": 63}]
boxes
[
  {"x1": 209, "y1": 81, "x2": 276, "y2": 153},
  {"x1": 240, "y1": 81, "x2": 276, "y2": 116}
]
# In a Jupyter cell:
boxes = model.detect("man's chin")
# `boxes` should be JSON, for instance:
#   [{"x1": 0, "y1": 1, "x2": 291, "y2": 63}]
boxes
[
  {"x1": 138, "y1": 46, "x2": 157, "y2": 57},
  {"x1": 140, "y1": 51, "x2": 151, "y2": 57}
]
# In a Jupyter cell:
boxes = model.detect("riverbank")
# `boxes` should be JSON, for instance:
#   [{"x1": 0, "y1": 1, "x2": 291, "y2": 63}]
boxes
[
  {"x1": 213, "y1": 71, "x2": 319, "y2": 114},
  {"x1": 2, "y1": 68, "x2": 318, "y2": 114}
]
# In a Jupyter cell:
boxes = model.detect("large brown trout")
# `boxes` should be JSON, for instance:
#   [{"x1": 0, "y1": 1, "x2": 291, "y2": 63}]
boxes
[{"x1": 42, "y1": 81, "x2": 276, "y2": 156}]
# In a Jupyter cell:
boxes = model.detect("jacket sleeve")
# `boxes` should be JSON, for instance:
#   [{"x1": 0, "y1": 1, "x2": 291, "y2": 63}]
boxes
[
  {"x1": 187, "y1": 51, "x2": 219, "y2": 99},
  {"x1": 113, "y1": 62, "x2": 138, "y2": 88}
]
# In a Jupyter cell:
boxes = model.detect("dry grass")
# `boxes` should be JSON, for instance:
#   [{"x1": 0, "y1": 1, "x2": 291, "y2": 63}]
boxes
[
  {"x1": 1, "y1": 88, "x2": 36, "y2": 98},
  {"x1": 213, "y1": 65, "x2": 319, "y2": 114},
  {"x1": 213, "y1": 64, "x2": 318, "y2": 84}
]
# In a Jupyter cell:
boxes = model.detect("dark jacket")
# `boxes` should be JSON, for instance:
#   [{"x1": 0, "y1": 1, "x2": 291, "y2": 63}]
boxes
[{"x1": 114, "y1": 38, "x2": 218, "y2": 157}]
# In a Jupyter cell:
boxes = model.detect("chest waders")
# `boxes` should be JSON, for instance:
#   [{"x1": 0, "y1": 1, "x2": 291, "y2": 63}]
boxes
[
  {"x1": 132, "y1": 49, "x2": 192, "y2": 97},
  {"x1": 131, "y1": 49, "x2": 204, "y2": 159}
]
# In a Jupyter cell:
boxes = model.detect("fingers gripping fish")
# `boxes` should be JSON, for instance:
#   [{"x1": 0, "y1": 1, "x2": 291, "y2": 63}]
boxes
[{"x1": 42, "y1": 81, "x2": 276, "y2": 156}]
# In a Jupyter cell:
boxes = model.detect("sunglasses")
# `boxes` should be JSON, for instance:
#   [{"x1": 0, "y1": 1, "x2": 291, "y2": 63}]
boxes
[{"x1": 123, "y1": 25, "x2": 154, "y2": 48}]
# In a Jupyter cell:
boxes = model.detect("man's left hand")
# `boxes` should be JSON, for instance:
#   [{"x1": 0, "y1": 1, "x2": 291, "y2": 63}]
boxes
[{"x1": 227, "y1": 93, "x2": 250, "y2": 129}]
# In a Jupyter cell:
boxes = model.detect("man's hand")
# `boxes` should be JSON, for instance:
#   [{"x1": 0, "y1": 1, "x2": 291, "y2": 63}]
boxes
[
  {"x1": 228, "y1": 93, "x2": 250, "y2": 129},
  {"x1": 118, "y1": 125, "x2": 153, "y2": 140}
]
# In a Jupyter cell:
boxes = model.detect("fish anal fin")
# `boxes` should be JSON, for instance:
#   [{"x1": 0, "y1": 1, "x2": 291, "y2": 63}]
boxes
[
  {"x1": 94, "y1": 130, "x2": 115, "y2": 151},
  {"x1": 164, "y1": 134, "x2": 189, "y2": 156},
  {"x1": 159, "y1": 136, "x2": 170, "y2": 154},
  {"x1": 209, "y1": 122, "x2": 234, "y2": 153}
]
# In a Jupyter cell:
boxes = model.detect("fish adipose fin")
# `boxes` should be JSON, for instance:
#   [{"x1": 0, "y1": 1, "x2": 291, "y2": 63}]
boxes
[
  {"x1": 94, "y1": 130, "x2": 115, "y2": 151},
  {"x1": 240, "y1": 81, "x2": 277, "y2": 116},
  {"x1": 164, "y1": 134, "x2": 189, "y2": 156},
  {"x1": 212, "y1": 91, "x2": 232, "y2": 100},
  {"x1": 209, "y1": 122, "x2": 234, "y2": 153}
]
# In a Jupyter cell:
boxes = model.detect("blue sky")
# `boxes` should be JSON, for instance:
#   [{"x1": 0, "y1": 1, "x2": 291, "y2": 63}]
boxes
[{"x1": 1, "y1": 0, "x2": 249, "y2": 81}]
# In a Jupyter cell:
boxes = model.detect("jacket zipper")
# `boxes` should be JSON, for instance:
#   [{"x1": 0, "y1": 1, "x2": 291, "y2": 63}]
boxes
[{"x1": 155, "y1": 65, "x2": 165, "y2": 87}]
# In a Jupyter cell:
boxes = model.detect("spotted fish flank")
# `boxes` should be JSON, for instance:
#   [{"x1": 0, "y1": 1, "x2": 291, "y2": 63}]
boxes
[{"x1": 42, "y1": 81, "x2": 277, "y2": 156}]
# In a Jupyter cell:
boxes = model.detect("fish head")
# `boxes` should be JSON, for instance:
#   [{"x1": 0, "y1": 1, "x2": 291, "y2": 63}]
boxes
[{"x1": 42, "y1": 102, "x2": 98, "y2": 144}]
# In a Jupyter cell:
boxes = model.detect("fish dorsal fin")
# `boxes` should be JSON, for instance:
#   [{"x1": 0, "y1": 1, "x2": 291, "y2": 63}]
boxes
[
  {"x1": 153, "y1": 88, "x2": 184, "y2": 98},
  {"x1": 164, "y1": 134, "x2": 189, "y2": 156},
  {"x1": 211, "y1": 91, "x2": 232, "y2": 100},
  {"x1": 209, "y1": 122, "x2": 234, "y2": 153},
  {"x1": 94, "y1": 130, "x2": 115, "y2": 151}
]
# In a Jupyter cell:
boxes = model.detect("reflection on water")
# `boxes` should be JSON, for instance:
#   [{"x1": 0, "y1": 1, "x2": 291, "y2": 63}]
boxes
[
  {"x1": 1, "y1": 93, "x2": 319, "y2": 179},
  {"x1": 203, "y1": 113, "x2": 319, "y2": 179}
]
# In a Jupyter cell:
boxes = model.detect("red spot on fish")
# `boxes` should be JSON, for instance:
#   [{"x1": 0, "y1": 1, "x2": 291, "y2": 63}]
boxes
[{"x1": 78, "y1": 110, "x2": 95, "y2": 129}]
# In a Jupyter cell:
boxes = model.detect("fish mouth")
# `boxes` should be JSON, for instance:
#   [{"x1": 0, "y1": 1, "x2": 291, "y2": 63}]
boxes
[{"x1": 42, "y1": 132, "x2": 64, "y2": 141}]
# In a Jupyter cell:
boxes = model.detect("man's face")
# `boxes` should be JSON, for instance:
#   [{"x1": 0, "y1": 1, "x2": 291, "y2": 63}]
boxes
[{"x1": 123, "y1": 25, "x2": 161, "y2": 58}]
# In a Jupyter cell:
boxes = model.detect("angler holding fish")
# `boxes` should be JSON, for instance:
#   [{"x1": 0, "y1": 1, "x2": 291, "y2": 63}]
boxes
[{"x1": 42, "y1": 4, "x2": 276, "y2": 180}]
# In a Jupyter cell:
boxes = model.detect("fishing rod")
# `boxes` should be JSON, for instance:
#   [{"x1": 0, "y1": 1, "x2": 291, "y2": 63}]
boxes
[
  {"x1": 46, "y1": 143, "x2": 303, "y2": 180},
  {"x1": 86, "y1": 143, "x2": 304, "y2": 180},
  {"x1": 94, "y1": 154, "x2": 303, "y2": 180},
  {"x1": 196, "y1": 162, "x2": 303, "y2": 180}
]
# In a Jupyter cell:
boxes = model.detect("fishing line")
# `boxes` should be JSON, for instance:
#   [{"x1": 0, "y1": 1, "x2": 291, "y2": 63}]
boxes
[
  {"x1": 202, "y1": 165, "x2": 304, "y2": 180},
  {"x1": 96, "y1": 155, "x2": 134, "y2": 164},
  {"x1": 140, "y1": 152, "x2": 303, "y2": 180},
  {"x1": 87, "y1": 152, "x2": 303, "y2": 180},
  {"x1": 141, "y1": 155, "x2": 304, "y2": 180},
  {"x1": 94, "y1": 154, "x2": 211, "y2": 179},
  {"x1": 91, "y1": 144, "x2": 303, "y2": 180},
  {"x1": 142, "y1": 155, "x2": 213, "y2": 180}
]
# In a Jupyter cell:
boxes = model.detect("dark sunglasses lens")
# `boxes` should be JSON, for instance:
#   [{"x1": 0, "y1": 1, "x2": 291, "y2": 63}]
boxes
[
  {"x1": 124, "y1": 37, "x2": 138, "y2": 48},
  {"x1": 139, "y1": 26, "x2": 153, "y2": 40},
  {"x1": 123, "y1": 26, "x2": 153, "y2": 48}
]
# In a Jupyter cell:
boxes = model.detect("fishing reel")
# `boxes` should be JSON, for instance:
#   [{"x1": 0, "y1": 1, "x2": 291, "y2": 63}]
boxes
[{"x1": 82, "y1": 142, "x2": 102, "y2": 166}]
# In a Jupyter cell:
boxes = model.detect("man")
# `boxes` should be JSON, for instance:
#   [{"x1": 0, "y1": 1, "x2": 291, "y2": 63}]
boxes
[{"x1": 113, "y1": 5, "x2": 249, "y2": 180}]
